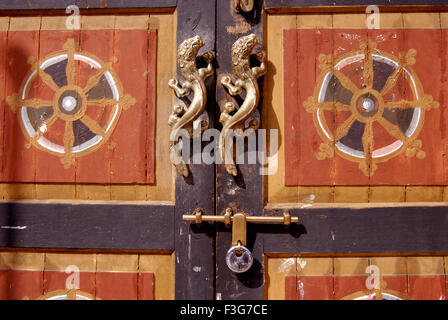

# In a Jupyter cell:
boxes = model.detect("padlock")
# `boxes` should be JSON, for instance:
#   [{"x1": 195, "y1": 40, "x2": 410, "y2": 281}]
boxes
[{"x1": 225, "y1": 243, "x2": 253, "y2": 273}]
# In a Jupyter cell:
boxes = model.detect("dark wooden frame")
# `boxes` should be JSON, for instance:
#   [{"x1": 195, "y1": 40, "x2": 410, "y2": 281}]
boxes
[
  {"x1": 174, "y1": 0, "x2": 217, "y2": 300},
  {"x1": 214, "y1": 0, "x2": 265, "y2": 300}
]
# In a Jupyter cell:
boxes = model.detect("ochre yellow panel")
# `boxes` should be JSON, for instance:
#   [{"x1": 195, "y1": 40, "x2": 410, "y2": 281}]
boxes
[
  {"x1": 76, "y1": 184, "x2": 111, "y2": 200},
  {"x1": 0, "y1": 17, "x2": 9, "y2": 31},
  {"x1": 0, "y1": 252, "x2": 45, "y2": 271},
  {"x1": 1, "y1": 184, "x2": 36, "y2": 199},
  {"x1": 36, "y1": 184, "x2": 76, "y2": 199},
  {"x1": 407, "y1": 257, "x2": 444, "y2": 275},
  {"x1": 264, "y1": 13, "x2": 298, "y2": 205},
  {"x1": 265, "y1": 257, "x2": 297, "y2": 300},
  {"x1": 44, "y1": 253, "x2": 96, "y2": 272},
  {"x1": 403, "y1": 12, "x2": 440, "y2": 28},
  {"x1": 96, "y1": 254, "x2": 139, "y2": 272},
  {"x1": 139, "y1": 253, "x2": 175, "y2": 300},
  {"x1": 9, "y1": 16, "x2": 41, "y2": 31},
  {"x1": 377, "y1": 12, "x2": 403, "y2": 28},
  {"x1": 297, "y1": 257, "x2": 333, "y2": 276},
  {"x1": 332, "y1": 13, "x2": 365, "y2": 28},
  {"x1": 369, "y1": 257, "x2": 406, "y2": 276},
  {"x1": 334, "y1": 187, "x2": 369, "y2": 203},
  {"x1": 369, "y1": 186, "x2": 405, "y2": 202},
  {"x1": 334, "y1": 257, "x2": 369, "y2": 275},
  {"x1": 406, "y1": 186, "x2": 443, "y2": 202}
]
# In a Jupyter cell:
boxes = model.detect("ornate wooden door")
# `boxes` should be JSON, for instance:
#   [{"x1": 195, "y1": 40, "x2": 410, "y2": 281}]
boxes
[{"x1": 1, "y1": 0, "x2": 448, "y2": 301}]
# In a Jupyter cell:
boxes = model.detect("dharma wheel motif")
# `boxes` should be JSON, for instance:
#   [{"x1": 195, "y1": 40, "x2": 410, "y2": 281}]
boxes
[
  {"x1": 7, "y1": 38, "x2": 135, "y2": 169},
  {"x1": 304, "y1": 39, "x2": 439, "y2": 176}
]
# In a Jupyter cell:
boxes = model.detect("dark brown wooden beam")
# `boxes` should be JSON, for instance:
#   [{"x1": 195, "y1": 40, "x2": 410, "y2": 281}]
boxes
[
  {"x1": 174, "y1": 0, "x2": 216, "y2": 300},
  {"x1": 215, "y1": 0, "x2": 265, "y2": 301},
  {"x1": 0, "y1": 201, "x2": 174, "y2": 250},
  {"x1": 263, "y1": 206, "x2": 448, "y2": 254},
  {"x1": 0, "y1": 0, "x2": 177, "y2": 10},
  {"x1": 264, "y1": 0, "x2": 448, "y2": 8}
]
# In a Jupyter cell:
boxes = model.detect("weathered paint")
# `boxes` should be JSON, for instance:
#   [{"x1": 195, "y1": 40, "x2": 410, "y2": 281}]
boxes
[
  {"x1": 271, "y1": 256, "x2": 448, "y2": 300},
  {"x1": 0, "y1": 251, "x2": 172, "y2": 300}
]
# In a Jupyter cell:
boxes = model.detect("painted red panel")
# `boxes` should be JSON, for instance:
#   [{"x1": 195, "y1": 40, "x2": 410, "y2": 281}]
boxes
[
  {"x1": 285, "y1": 275, "x2": 334, "y2": 300},
  {"x1": 332, "y1": 29, "x2": 370, "y2": 185},
  {"x1": 372, "y1": 29, "x2": 444, "y2": 184},
  {"x1": 382, "y1": 275, "x2": 407, "y2": 296},
  {"x1": 284, "y1": 272, "x2": 447, "y2": 300},
  {"x1": 146, "y1": 31, "x2": 157, "y2": 184},
  {"x1": 95, "y1": 272, "x2": 138, "y2": 300},
  {"x1": 3, "y1": 29, "x2": 39, "y2": 182},
  {"x1": 110, "y1": 29, "x2": 148, "y2": 184},
  {"x1": 0, "y1": 29, "x2": 7, "y2": 181},
  {"x1": 284, "y1": 29, "x2": 446, "y2": 185},
  {"x1": 34, "y1": 30, "x2": 80, "y2": 183},
  {"x1": 1, "y1": 29, "x2": 156, "y2": 184},
  {"x1": 408, "y1": 275, "x2": 446, "y2": 300},
  {"x1": 285, "y1": 28, "x2": 335, "y2": 186},
  {"x1": 75, "y1": 29, "x2": 115, "y2": 184},
  {"x1": 297, "y1": 276, "x2": 333, "y2": 300},
  {"x1": 446, "y1": 273, "x2": 448, "y2": 300},
  {"x1": 0, "y1": 270, "x2": 43, "y2": 300},
  {"x1": 333, "y1": 276, "x2": 366, "y2": 300},
  {"x1": 283, "y1": 30, "x2": 301, "y2": 186},
  {"x1": 441, "y1": 29, "x2": 448, "y2": 185},
  {"x1": 284, "y1": 275, "x2": 297, "y2": 300},
  {"x1": 43, "y1": 271, "x2": 95, "y2": 297},
  {"x1": 138, "y1": 272, "x2": 155, "y2": 300}
]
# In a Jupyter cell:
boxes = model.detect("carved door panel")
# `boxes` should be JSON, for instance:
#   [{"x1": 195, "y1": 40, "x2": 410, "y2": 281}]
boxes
[
  {"x1": 214, "y1": 0, "x2": 448, "y2": 300},
  {"x1": 0, "y1": 0, "x2": 215, "y2": 300}
]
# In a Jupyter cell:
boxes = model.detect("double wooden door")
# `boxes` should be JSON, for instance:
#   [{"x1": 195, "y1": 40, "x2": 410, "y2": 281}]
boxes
[{"x1": 0, "y1": 0, "x2": 448, "y2": 300}]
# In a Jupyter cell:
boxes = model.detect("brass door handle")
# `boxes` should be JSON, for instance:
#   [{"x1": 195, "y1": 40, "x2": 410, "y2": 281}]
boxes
[
  {"x1": 168, "y1": 36, "x2": 214, "y2": 178},
  {"x1": 183, "y1": 208, "x2": 298, "y2": 273},
  {"x1": 219, "y1": 34, "x2": 266, "y2": 176}
]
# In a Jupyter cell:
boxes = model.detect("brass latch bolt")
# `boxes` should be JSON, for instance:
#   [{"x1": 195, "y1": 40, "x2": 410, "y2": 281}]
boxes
[{"x1": 183, "y1": 208, "x2": 299, "y2": 273}]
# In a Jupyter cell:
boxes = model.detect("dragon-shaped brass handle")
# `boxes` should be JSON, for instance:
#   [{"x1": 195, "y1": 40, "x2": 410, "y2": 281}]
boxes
[
  {"x1": 219, "y1": 34, "x2": 266, "y2": 176},
  {"x1": 168, "y1": 35, "x2": 214, "y2": 177}
]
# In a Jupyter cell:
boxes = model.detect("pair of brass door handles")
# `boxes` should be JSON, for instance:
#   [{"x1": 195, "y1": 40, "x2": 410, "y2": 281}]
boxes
[{"x1": 168, "y1": 34, "x2": 266, "y2": 178}]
